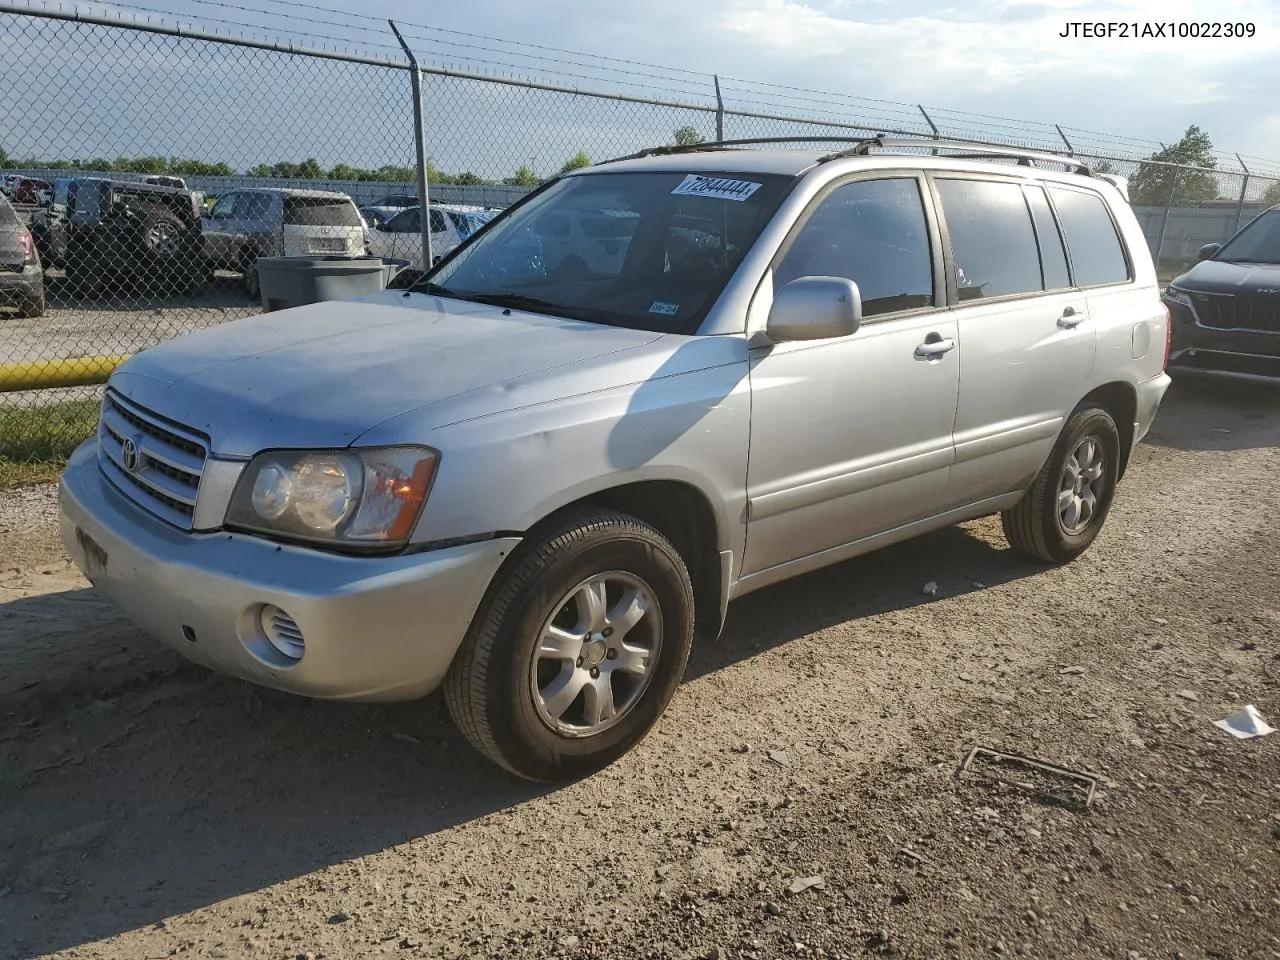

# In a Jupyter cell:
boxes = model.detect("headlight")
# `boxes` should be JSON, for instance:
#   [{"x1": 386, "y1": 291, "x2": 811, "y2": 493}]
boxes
[
  {"x1": 226, "y1": 446, "x2": 439, "y2": 549},
  {"x1": 1164, "y1": 285, "x2": 1193, "y2": 308}
]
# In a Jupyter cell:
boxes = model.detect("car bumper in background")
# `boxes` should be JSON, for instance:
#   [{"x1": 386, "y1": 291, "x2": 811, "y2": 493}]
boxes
[
  {"x1": 59, "y1": 440, "x2": 518, "y2": 702},
  {"x1": 0, "y1": 264, "x2": 43, "y2": 302},
  {"x1": 1166, "y1": 299, "x2": 1280, "y2": 379}
]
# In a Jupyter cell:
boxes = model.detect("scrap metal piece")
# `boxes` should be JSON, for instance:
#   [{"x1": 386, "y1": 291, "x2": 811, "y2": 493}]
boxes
[{"x1": 959, "y1": 746, "x2": 1101, "y2": 810}]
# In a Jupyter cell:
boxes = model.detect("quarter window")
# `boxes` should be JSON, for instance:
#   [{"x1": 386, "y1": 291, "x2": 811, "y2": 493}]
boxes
[
  {"x1": 1047, "y1": 186, "x2": 1130, "y2": 287},
  {"x1": 935, "y1": 178, "x2": 1042, "y2": 300},
  {"x1": 774, "y1": 178, "x2": 935, "y2": 317},
  {"x1": 1024, "y1": 185, "x2": 1071, "y2": 290}
]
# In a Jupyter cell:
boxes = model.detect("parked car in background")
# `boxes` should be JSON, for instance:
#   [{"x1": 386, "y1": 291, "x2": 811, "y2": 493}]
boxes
[
  {"x1": 359, "y1": 206, "x2": 392, "y2": 230},
  {"x1": 0, "y1": 174, "x2": 23, "y2": 196},
  {"x1": 365, "y1": 202, "x2": 498, "y2": 275},
  {"x1": 200, "y1": 187, "x2": 366, "y2": 296},
  {"x1": 57, "y1": 177, "x2": 206, "y2": 297},
  {"x1": 30, "y1": 177, "x2": 77, "y2": 265},
  {"x1": 0, "y1": 193, "x2": 45, "y2": 317},
  {"x1": 144, "y1": 175, "x2": 187, "y2": 189},
  {"x1": 1164, "y1": 203, "x2": 1280, "y2": 379},
  {"x1": 61, "y1": 138, "x2": 1170, "y2": 782},
  {"x1": 11, "y1": 178, "x2": 51, "y2": 205}
]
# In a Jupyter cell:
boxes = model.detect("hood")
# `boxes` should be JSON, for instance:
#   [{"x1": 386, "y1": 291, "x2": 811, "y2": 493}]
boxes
[
  {"x1": 1171, "y1": 259, "x2": 1280, "y2": 296},
  {"x1": 109, "y1": 292, "x2": 663, "y2": 457}
]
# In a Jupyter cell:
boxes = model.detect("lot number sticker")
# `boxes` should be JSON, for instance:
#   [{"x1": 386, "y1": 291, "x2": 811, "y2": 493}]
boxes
[
  {"x1": 671, "y1": 174, "x2": 762, "y2": 202},
  {"x1": 649, "y1": 301, "x2": 680, "y2": 316}
]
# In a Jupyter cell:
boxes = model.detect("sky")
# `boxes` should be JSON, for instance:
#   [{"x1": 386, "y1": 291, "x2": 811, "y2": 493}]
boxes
[{"x1": 3, "y1": 0, "x2": 1279, "y2": 179}]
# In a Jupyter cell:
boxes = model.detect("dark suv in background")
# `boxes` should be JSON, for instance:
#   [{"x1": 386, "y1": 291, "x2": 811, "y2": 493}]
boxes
[
  {"x1": 35, "y1": 177, "x2": 206, "y2": 298},
  {"x1": 1165, "y1": 204, "x2": 1280, "y2": 379}
]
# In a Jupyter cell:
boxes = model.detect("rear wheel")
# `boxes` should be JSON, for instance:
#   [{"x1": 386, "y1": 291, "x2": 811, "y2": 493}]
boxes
[
  {"x1": 444, "y1": 508, "x2": 695, "y2": 782},
  {"x1": 240, "y1": 252, "x2": 260, "y2": 299},
  {"x1": 1001, "y1": 404, "x2": 1120, "y2": 563}
]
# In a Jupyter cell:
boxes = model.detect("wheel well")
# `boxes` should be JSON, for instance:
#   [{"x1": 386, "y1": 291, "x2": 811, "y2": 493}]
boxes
[
  {"x1": 1082, "y1": 382, "x2": 1137, "y2": 478},
  {"x1": 532, "y1": 481, "x2": 724, "y2": 640}
]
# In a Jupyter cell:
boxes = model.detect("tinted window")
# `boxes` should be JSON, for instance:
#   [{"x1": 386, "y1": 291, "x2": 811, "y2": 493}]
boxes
[
  {"x1": 774, "y1": 177, "x2": 934, "y2": 316},
  {"x1": 936, "y1": 178, "x2": 1042, "y2": 300},
  {"x1": 428, "y1": 209, "x2": 447, "y2": 233},
  {"x1": 0, "y1": 195, "x2": 18, "y2": 226},
  {"x1": 389, "y1": 208, "x2": 420, "y2": 233},
  {"x1": 1215, "y1": 208, "x2": 1280, "y2": 264},
  {"x1": 209, "y1": 194, "x2": 237, "y2": 219},
  {"x1": 283, "y1": 197, "x2": 362, "y2": 227},
  {"x1": 1047, "y1": 186, "x2": 1129, "y2": 286},
  {"x1": 1025, "y1": 185, "x2": 1071, "y2": 289},
  {"x1": 241, "y1": 193, "x2": 275, "y2": 220}
]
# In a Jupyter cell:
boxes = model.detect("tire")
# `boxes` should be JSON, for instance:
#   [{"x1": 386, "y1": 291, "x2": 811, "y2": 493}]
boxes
[
  {"x1": 241, "y1": 254, "x2": 260, "y2": 299},
  {"x1": 444, "y1": 508, "x2": 695, "y2": 782},
  {"x1": 137, "y1": 206, "x2": 183, "y2": 264},
  {"x1": 1001, "y1": 404, "x2": 1120, "y2": 564},
  {"x1": 17, "y1": 289, "x2": 45, "y2": 319}
]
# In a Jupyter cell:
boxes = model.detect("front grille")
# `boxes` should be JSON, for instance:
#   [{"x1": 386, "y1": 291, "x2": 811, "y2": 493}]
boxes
[
  {"x1": 97, "y1": 389, "x2": 208, "y2": 530},
  {"x1": 1191, "y1": 292, "x2": 1280, "y2": 334}
]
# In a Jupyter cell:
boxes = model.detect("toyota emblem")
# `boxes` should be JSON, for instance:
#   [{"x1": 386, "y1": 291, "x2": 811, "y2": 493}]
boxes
[{"x1": 121, "y1": 436, "x2": 141, "y2": 473}]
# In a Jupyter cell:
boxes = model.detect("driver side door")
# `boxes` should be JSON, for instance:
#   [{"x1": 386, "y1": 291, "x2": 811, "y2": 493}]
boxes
[
  {"x1": 742, "y1": 173, "x2": 960, "y2": 579},
  {"x1": 201, "y1": 192, "x2": 238, "y2": 267}
]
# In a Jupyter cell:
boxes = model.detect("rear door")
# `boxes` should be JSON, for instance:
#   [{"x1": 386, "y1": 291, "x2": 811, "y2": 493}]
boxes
[
  {"x1": 282, "y1": 195, "x2": 364, "y2": 256},
  {"x1": 931, "y1": 175, "x2": 1095, "y2": 508}
]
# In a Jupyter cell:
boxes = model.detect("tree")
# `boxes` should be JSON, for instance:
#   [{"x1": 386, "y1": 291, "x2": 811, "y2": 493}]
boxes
[
  {"x1": 0, "y1": 144, "x2": 9, "y2": 169},
  {"x1": 1091, "y1": 158, "x2": 1116, "y2": 175},
  {"x1": 558, "y1": 151, "x2": 591, "y2": 174},
  {"x1": 1261, "y1": 179, "x2": 1280, "y2": 206},
  {"x1": 674, "y1": 125, "x2": 705, "y2": 146},
  {"x1": 1128, "y1": 125, "x2": 1219, "y2": 206},
  {"x1": 510, "y1": 164, "x2": 539, "y2": 187}
]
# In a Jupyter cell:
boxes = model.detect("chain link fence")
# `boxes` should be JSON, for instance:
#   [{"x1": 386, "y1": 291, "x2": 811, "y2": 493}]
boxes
[{"x1": 2, "y1": 4, "x2": 1278, "y2": 467}]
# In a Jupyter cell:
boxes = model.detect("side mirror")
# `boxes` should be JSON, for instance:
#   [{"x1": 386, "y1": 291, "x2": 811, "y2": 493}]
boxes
[
  {"x1": 766, "y1": 276, "x2": 862, "y2": 342},
  {"x1": 1197, "y1": 242, "x2": 1221, "y2": 262}
]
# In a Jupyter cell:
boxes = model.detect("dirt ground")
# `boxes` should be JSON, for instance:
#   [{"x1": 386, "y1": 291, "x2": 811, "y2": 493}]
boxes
[{"x1": 1, "y1": 373, "x2": 1278, "y2": 960}]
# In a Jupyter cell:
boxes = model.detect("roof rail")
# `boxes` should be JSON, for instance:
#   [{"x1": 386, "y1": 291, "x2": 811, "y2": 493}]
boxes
[
  {"x1": 598, "y1": 134, "x2": 1093, "y2": 177},
  {"x1": 829, "y1": 136, "x2": 1092, "y2": 174}
]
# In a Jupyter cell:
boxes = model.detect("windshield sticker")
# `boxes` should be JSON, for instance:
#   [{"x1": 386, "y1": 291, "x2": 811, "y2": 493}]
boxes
[
  {"x1": 670, "y1": 174, "x2": 762, "y2": 203},
  {"x1": 649, "y1": 301, "x2": 680, "y2": 316}
]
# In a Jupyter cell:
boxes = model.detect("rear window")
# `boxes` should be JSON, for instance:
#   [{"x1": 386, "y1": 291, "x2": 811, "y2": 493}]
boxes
[
  {"x1": 283, "y1": 197, "x2": 362, "y2": 227},
  {"x1": 1047, "y1": 186, "x2": 1130, "y2": 287}
]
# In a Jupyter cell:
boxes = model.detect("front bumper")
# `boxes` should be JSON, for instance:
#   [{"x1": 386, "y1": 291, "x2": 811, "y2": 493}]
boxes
[
  {"x1": 1166, "y1": 299, "x2": 1280, "y2": 379},
  {"x1": 59, "y1": 440, "x2": 519, "y2": 701}
]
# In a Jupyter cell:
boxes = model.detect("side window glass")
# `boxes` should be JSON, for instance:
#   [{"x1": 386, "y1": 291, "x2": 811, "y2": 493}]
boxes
[
  {"x1": 1024, "y1": 185, "x2": 1071, "y2": 290},
  {"x1": 242, "y1": 194, "x2": 273, "y2": 221},
  {"x1": 390, "y1": 208, "x2": 420, "y2": 233},
  {"x1": 209, "y1": 194, "x2": 237, "y2": 220},
  {"x1": 428, "y1": 209, "x2": 447, "y2": 233},
  {"x1": 935, "y1": 178, "x2": 1042, "y2": 300},
  {"x1": 774, "y1": 177, "x2": 934, "y2": 317},
  {"x1": 1047, "y1": 186, "x2": 1130, "y2": 287}
]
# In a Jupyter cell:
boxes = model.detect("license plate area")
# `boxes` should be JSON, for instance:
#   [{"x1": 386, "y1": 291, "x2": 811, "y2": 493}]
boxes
[
  {"x1": 310, "y1": 237, "x2": 346, "y2": 252},
  {"x1": 75, "y1": 527, "x2": 108, "y2": 580}
]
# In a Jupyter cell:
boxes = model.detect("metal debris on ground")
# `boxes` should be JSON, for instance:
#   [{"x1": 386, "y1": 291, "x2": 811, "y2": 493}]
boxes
[
  {"x1": 1212, "y1": 704, "x2": 1275, "y2": 740},
  {"x1": 922, "y1": 581, "x2": 939, "y2": 596},
  {"x1": 958, "y1": 746, "x2": 1101, "y2": 811}
]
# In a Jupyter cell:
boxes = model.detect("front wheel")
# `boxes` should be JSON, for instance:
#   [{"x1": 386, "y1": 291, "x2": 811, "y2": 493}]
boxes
[
  {"x1": 444, "y1": 508, "x2": 695, "y2": 782},
  {"x1": 1001, "y1": 404, "x2": 1120, "y2": 564}
]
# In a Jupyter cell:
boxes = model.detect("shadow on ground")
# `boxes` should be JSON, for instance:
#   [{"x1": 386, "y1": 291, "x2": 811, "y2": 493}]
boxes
[
  {"x1": 0, "y1": 520, "x2": 1041, "y2": 958},
  {"x1": 1144, "y1": 371, "x2": 1280, "y2": 452}
]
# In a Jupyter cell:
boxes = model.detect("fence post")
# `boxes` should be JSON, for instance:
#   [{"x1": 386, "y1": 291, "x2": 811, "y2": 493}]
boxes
[
  {"x1": 1154, "y1": 167, "x2": 1180, "y2": 269},
  {"x1": 917, "y1": 105, "x2": 938, "y2": 155},
  {"x1": 1233, "y1": 154, "x2": 1250, "y2": 237},
  {"x1": 713, "y1": 75, "x2": 724, "y2": 142},
  {"x1": 389, "y1": 20, "x2": 432, "y2": 271}
]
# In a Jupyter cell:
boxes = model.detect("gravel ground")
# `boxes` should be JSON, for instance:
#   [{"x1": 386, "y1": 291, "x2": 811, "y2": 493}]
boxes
[
  {"x1": 0, "y1": 272, "x2": 259, "y2": 365},
  {"x1": 1, "y1": 373, "x2": 1278, "y2": 960}
]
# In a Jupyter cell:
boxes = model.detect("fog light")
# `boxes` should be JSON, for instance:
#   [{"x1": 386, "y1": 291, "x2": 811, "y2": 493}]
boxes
[{"x1": 260, "y1": 604, "x2": 305, "y2": 661}]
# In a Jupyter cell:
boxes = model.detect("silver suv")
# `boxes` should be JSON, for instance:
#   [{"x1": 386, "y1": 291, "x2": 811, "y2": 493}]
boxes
[
  {"x1": 60, "y1": 138, "x2": 1171, "y2": 781},
  {"x1": 200, "y1": 187, "x2": 367, "y2": 295}
]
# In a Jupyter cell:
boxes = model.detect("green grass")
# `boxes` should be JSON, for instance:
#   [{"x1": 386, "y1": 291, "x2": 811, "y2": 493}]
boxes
[{"x1": 0, "y1": 399, "x2": 100, "y2": 489}]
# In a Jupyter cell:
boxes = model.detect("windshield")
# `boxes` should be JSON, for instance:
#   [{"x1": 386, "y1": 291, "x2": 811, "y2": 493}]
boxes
[
  {"x1": 421, "y1": 170, "x2": 794, "y2": 333},
  {"x1": 1216, "y1": 209, "x2": 1280, "y2": 264}
]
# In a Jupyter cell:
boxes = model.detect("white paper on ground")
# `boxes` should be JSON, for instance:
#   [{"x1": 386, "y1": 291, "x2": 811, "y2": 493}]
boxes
[{"x1": 1212, "y1": 704, "x2": 1276, "y2": 739}]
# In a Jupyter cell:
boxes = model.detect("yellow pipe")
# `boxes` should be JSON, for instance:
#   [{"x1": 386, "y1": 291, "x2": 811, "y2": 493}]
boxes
[{"x1": 0, "y1": 355, "x2": 132, "y2": 393}]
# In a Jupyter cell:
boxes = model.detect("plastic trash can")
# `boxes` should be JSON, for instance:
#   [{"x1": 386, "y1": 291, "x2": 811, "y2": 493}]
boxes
[{"x1": 254, "y1": 255, "x2": 411, "y2": 312}]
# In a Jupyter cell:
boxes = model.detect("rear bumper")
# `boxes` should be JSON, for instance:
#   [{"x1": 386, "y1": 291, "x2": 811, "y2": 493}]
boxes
[
  {"x1": 0, "y1": 264, "x2": 43, "y2": 302},
  {"x1": 1133, "y1": 371, "x2": 1171, "y2": 449},
  {"x1": 60, "y1": 439, "x2": 518, "y2": 701}
]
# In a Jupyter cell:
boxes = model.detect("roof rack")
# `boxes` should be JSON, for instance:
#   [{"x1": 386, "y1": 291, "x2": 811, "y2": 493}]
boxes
[{"x1": 599, "y1": 135, "x2": 1093, "y2": 177}]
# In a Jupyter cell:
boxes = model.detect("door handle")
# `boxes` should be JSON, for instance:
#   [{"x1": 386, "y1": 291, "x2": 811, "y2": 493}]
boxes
[
  {"x1": 1057, "y1": 307, "x2": 1084, "y2": 329},
  {"x1": 915, "y1": 337, "x2": 956, "y2": 358}
]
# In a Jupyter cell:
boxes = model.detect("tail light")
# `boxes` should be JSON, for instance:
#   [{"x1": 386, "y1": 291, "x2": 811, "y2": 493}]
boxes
[
  {"x1": 1161, "y1": 304, "x2": 1172, "y2": 370},
  {"x1": 19, "y1": 231, "x2": 35, "y2": 263}
]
